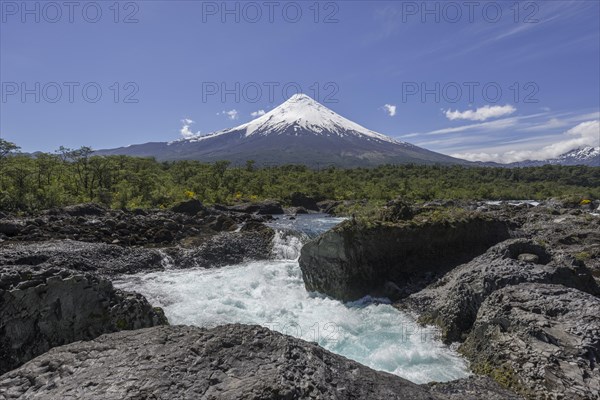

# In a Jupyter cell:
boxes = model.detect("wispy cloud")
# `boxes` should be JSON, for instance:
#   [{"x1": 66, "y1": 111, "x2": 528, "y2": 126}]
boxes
[
  {"x1": 251, "y1": 109, "x2": 266, "y2": 118},
  {"x1": 179, "y1": 118, "x2": 201, "y2": 139},
  {"x1": 220, "y1": 109, "x2": 239, "y2": 120},
  {"x1": 445, "y1": 104, "x2": 516, "y2": 121},
  {"x1": 382, "y1": 104, "x2": 397, "y2": 117},
  {"x1": 517, "y1": 111, "x2": 600, "y2": 132},
  {"x1": 424, "y1": 115, "x2": 522, "y2": 135}
]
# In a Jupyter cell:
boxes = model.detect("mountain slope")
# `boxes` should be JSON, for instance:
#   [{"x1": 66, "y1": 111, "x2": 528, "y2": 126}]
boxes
[{"x1": 96, "y1": 94, "x2": 468, "y2": 167}]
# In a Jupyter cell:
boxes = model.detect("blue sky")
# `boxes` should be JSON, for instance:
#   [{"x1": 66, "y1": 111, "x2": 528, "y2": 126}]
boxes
[{"x1": 1, "y1": 0, "x2": 599, "y2": 162}]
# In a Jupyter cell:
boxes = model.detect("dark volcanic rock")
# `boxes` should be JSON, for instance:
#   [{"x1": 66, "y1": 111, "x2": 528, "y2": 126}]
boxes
[
  {"x1": 220, "y1": 200, "x2": 285, "y2": 215},
  {"x1": 460, "y1": 284, "x2": 600, "y2": 399},
  {"x1": 0, "y1": 324, "x2": 442, "y2": 400},
  {"x1": 428, "y1": 376, "x2": 525, "y2": 399},
  {"x1": 56, "y1": 203, "x2": 107, "y2": 217},
  {"x1": 402, "y1": 239, "x2": 600, "y2": 343},
  {"x1": 0, "y1": 204, "x2": 273, "y2": 249},
  {"x1": 0, "y1": 265, "x2": 167, "y2": 375},
  {"x1": 290, "y1": 192, "x2": 320, "y2": 211},
  {"x1": 170, "y1": 199, "x2": 205, "y2": 215},
  {"x1": 0, "y1": 221, "x2": 23, "y2": 237},
  {"x1": 0, "y1": 240, "x2": 165, "y2": 276},
  {"x1": 317, "y1": 200, "x2": 342, "y2": 215},
  {"x1": 299, "y1": 214, "x2": 511, "y2": 301},
  {"x1": 168, "y1": 225, "x2": 275, "y2": 269}
]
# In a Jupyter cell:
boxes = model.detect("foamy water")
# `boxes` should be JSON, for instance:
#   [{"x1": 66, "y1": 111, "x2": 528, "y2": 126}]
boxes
[{"x1": 114, "y1": 215, "x2": 469, "y2": 384}]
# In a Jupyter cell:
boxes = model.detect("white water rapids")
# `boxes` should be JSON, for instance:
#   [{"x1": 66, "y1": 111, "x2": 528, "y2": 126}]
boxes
[{"x1": 114, "y1": 215, "x2": 469, "y2": 384}]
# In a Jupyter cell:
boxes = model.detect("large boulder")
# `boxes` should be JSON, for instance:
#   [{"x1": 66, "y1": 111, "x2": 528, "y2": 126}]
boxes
[
  {"x1": 317, "y1": 200, "x2": 342, "y2": 215},
  {"x1": 290, "y1": 192, "x2": 320, "y2": 211},
  {"x1": 170, "y1": 199, "x2": 205, "y2": 215},
  {"x1": 0, "y1": 221, "x2": 23, "y2": 237},
  {"x1": 0, "y1": 324, "x2": 443, "y2": 400},
  {"x1": 222, "y1": 200, "x2": 284, "y2": 215},
  {"x1": 0, "y1": 265, "x2": 167, "y2": 375},
  {"x1": 168, "y1": 225, "x2": 275, "y2": 269},
  {"x1": 460, "y1": 284, "x2": 600, "y2": 399},
  {"x1": 402, "y1": 239, "x2": 600, "y2": 343},
  {"x1": 299, "y1": 214, "x2": 511, "y2": 301}
]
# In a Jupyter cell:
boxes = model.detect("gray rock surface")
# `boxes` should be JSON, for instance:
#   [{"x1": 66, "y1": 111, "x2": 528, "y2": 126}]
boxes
[
  {"x1": 0, "y1": 222, "x2": 275, "y2": 277},
  {"x1": 216, "y1": 200, "x2": 285, "y2": 215},
  {"x1": 168, "y1": 223, "x2": 275, "y2": 269},
  {"x1": 0, "y1": 324, "x2": 442, "y2": 400},
  {"x1": 299, "y1": 215, "x2": 510, "y2": 301},
  {"x1": 0, "y1": 265, "x2": 167, "y2": 374},
  {"x1": 428, "y1": 376, "x2": 525, "y2": 399},
  {"x1": 0, "y1": 203, "x2": 269, "y2": 246},
  {"x1": 0, "y1": 240, "x2": 164, "y2": 276},
  {"x1": 460, "y1": 284, "x2": 600, "y2": 400},
  {"x1": 402, "y1": 239, "x2": 599, "y2": 343}
]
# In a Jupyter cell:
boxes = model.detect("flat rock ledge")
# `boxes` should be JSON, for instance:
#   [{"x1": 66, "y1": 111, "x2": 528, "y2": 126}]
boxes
[
  {"x1": 0, "y1": 324, "x2": 433, "y2": 400},
  {"x1": 0, "y1": 324, "x2": 525, "y2": 400}
]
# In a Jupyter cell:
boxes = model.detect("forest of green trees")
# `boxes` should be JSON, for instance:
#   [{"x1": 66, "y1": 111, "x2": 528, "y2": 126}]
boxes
[{"x1": 0, "y1": 139, "x2": 598, "y2": 212}]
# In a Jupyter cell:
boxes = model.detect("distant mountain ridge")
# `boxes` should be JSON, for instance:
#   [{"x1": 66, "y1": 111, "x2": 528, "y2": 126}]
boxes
[
  {"x1": 494, "y1": 146, "x2": 599, "y2": 167},
  {"x1": 95, "y1": 94, "x2": 468, "y2": 167}
]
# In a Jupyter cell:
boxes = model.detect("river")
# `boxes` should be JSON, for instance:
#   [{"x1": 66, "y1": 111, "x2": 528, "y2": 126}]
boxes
[{"x1": 114, "y1": 214, "x2": 469, "y2": 384}]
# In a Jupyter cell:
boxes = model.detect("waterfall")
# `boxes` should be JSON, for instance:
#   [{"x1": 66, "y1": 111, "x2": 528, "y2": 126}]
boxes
[
  {"x1": 158, "y1": 250, "x2": 175, "y2": 270},
  {"x1": 271, "y1": 229, "x2": 309, "y2": 261}
]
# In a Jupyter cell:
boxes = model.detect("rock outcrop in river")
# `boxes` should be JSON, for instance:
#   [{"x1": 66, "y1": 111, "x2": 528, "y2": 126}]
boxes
[{"x1": 299, "y1": 209, "x2": 511, "y2": 301}]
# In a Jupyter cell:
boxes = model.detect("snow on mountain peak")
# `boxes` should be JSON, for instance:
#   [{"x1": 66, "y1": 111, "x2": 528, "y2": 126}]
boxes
[
  {"x1": 237, "y1": 93, "x2": 401, "y2": 144},
  {"x1": 178, "y1": 93, "x2": 403, "y2": 145},
  {"x1": 559, "y1": 146, "x2": 599, "y2": 161}
]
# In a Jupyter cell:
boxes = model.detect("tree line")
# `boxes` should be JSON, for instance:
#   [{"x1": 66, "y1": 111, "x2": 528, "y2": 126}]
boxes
[{"x1": 0, "y1": 139, "x2": 598, "y2": 212}]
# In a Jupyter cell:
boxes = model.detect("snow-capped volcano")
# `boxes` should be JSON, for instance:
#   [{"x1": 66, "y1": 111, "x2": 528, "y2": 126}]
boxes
[
  {"x1": 181, "y1": 94, "x2": 401, "y2": 144},
  {"x1": 96, "y1": 94, "x2": 467, "y2": 167}
]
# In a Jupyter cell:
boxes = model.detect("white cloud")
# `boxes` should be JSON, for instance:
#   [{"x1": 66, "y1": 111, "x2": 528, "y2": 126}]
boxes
[
  {"x1": 180, "y1": 118, "x2": 201, "y2": 139},
  {"x1": 382, "y1": 104, "x2": 397, "y2": 117},
  {"x1": 399, "y1": 133, "x2": 420, "y2": 138},
  {"x1": 222, "y1": 109, "x2": 239, "y2": 120},
  {"x1": 445, "y1": 104, "x2": 516, "y2": 121},
  {"x1": 251, "y1": 109, "x2": 266, "y2": 117},
  {"x1": 452, "y1": 120, "x2": 600, "y2": 163},
  {"x1": 519, "y1": 117, "x2": 566, "y2": 132},
  {"x1": 425, "y1": 116, "x2": 522, "y2": 135}
]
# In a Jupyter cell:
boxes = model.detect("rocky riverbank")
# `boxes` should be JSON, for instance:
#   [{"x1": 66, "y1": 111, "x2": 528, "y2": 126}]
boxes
[
  {"x1": 0, "y1": 201, "x2": 278, "y2": 377},
  {"x1": 1, "y1": 199, "x2": 598, "y2": 398},
  {"x1": 0, "y1": 265, "x2": 168, "y2": 374},
  {"x1": 0, "y1": 324, "x2": 520, "y2": 400},
  {"x1": 299, "y1": 200, "x2": 600, "y2": 399}
]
